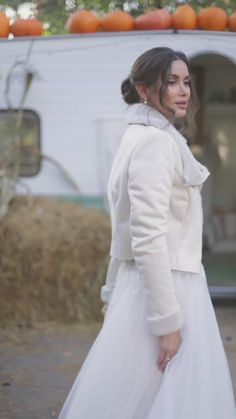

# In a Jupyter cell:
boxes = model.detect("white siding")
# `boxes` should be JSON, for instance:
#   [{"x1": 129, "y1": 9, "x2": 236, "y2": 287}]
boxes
[{"x1": 0, "y1": 30, "x2": 235, "y2": 196}]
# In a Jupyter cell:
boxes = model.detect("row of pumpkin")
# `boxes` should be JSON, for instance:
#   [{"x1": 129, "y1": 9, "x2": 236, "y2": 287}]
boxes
[{"x1": 0, "y1": 5, "x2": 236, "y2": 38}]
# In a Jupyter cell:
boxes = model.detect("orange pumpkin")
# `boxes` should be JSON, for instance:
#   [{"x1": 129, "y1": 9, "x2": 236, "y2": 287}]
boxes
[
  {"x1": 197, "y1": 7, "x2": 228, "y2": 31},
  {"x1": 0, "y1": 11, "x2": 10, "y2": 38},
  {"x1": 101, "y1": 10, "x2": 134, "y2": 31},
  {"x1": 27, "y1": 18, "x2": 43, "y2": 36},
  {"x1": 10, "y1": 19, "x2": 29, "y2": 37},
  {"x1": 172, "y1": 5, "x2": 197, "y2": 30},
  {"x1": 69, "y1": 10, "x2": 100, "y2": 33},
  {"x1": 134, "y1": 9, "x2": 172, "y2": 30},
  {"x1": 228, "y1": 12, "x2": 236, "y2": 32}
]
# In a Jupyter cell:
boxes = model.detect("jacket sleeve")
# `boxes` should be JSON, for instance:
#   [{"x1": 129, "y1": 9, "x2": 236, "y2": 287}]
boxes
[
  {"x1": 127, "y1": 130, "x2": 184, "y2": 336},
  {"x1": 100, "y1": 256, "x2": 121, "y2": 304}
]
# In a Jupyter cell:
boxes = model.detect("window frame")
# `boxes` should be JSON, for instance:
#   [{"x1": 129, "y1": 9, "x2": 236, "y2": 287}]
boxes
[{"x1": 0, "y1": 108, "x2": 41, "y2": 177}]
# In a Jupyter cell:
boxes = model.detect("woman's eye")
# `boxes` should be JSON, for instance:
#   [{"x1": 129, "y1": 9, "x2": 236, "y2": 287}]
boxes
[{"x1": 168, "y1": 80, "x2": 191, "y2": 86}]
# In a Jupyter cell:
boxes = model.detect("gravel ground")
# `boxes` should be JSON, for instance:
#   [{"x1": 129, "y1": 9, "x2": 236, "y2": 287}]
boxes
[{"x1": 0, "y1": 304, "x2": 236, "y2": 419}]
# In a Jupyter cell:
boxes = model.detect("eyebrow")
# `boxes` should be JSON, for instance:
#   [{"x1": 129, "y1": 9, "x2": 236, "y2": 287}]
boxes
[{"x1": 169, "y1": 74, "x2": 190, "y2": 79}]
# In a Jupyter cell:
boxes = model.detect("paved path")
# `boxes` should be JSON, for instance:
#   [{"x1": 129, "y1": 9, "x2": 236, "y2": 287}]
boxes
[{"x1": 0, "y1": 304, "x2": 236, "y2": 419}]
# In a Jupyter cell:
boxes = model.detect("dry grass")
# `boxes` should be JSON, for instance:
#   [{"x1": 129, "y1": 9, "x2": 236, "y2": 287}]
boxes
[{"x1": 0, "y1": 196, "x2": 111, "y2": 327}]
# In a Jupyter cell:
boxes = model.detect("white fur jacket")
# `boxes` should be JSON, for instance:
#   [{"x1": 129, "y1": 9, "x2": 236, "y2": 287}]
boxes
[{"x1": 100, "y1": 103, "x2": 210, "y2": 336}]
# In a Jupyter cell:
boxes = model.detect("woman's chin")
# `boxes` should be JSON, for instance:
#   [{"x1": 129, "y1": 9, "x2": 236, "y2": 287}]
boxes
[{"x1": 174, "y1": 108, "x2": 188, "y2": 118}]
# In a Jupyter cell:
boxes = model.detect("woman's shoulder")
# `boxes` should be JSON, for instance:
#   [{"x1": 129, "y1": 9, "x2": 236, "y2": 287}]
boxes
[{"x1": 124, "y1": 124, "x2": 178, "y2": 159}]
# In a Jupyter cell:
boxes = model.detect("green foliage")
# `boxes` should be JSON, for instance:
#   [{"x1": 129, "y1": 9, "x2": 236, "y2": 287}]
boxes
[
  {"x1": 0, "y1": 0, "x2": 21, "y2": 8},
  {"x1": 38, "y1": 1, "x2": 68, "y2": 35}
]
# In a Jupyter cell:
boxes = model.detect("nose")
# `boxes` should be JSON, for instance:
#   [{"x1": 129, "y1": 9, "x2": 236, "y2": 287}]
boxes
[{"x1": 178, "y1": 82, "x2": 189, "y2": 96}]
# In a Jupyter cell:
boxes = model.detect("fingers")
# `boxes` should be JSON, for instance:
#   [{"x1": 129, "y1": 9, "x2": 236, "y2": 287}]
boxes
[
  {"x1": 157, "y1": 349, "x2": 175, "y2": 373},
  {"x1": 157, "y1": 348, "x2": 171, "y2": 372},
  {"x1": 157, "y1": 331, "x2": 182, "y2": 372},
  {"x1": 157, "y1": 348, "x2": 166, "y2": 370},
  {"x1": 158, "y1": 355, "x2": 170, "y2": 373}
]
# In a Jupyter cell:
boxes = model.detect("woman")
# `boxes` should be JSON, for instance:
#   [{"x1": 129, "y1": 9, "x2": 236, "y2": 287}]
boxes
[{"x1": 58, "y1": 47, "x2": 236, "y2": 418}]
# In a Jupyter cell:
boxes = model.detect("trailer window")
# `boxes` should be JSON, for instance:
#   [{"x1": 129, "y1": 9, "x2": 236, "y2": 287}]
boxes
[{"x1": 0, "y1": 109, "x2": 41, "y2": 177}]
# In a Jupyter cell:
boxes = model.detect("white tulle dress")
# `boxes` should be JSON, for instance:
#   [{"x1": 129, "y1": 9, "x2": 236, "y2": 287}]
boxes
[{"x1": 57, "y1": 260, "x2": 236, "y2": 419}]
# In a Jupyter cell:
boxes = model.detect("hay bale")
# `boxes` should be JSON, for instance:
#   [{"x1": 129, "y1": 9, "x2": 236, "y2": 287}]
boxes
[{"x1": 0, "y1": 196, "x2": 111, "y2": 327}]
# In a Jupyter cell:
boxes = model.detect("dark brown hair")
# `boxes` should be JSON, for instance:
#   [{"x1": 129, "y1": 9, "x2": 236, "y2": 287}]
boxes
[{"x1": 121, "y1": 47, "x2": 199, "y2": 140}]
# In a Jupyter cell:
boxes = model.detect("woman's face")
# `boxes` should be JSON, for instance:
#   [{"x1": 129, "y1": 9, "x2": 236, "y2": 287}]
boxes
[{"x1": 148, "y1": 59, "x2": 191, "y2": 120}]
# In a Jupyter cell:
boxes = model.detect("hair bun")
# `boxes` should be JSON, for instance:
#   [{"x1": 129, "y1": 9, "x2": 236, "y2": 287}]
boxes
[{"x1": 121, "y1": 77, "x2": 140, "y2": 105}]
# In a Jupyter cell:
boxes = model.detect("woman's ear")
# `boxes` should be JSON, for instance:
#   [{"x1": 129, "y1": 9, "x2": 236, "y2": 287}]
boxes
[{"x1": 134, "y1": 84, "x2": 148, "y2": 103}]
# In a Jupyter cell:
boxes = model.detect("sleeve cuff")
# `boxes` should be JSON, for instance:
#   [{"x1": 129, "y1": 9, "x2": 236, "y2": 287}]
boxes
[{"x1": 147, "y1": 305, "x2": 184, "y2": 336}]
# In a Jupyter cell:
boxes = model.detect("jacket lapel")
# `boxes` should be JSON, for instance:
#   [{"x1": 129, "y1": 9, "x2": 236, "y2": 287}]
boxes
[{"x1": 126, "y1": 103, "x2": 211, "y2": 187}]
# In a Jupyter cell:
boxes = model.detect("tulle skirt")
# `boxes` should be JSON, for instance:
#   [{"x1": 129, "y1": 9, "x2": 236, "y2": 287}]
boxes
[{"x1": 58, "y1": 261, "x2": 236, "y2": 419}]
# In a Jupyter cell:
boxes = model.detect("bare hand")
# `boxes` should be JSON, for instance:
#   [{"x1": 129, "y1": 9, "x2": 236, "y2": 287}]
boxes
[{"x1": 157, "y1": 330, "x2": 182, "y2": 373}]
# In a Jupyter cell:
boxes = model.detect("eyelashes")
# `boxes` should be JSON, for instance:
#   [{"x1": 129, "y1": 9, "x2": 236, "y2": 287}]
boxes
[{"x1": 168, "y1": 80, "x2": 191, "y2": 86}]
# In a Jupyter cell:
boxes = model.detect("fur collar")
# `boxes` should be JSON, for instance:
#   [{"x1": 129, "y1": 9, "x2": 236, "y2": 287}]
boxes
[{"x1": 126, "y1": 103, "x2": 210, "y2": 187}]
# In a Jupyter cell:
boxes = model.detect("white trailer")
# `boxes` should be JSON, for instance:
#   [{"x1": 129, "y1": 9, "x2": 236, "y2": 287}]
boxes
[{"x1": 0, "y1": 29, "x2": 236, "y2": 293}]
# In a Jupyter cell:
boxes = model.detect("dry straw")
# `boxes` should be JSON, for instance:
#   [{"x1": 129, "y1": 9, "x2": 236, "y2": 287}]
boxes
[{"x1": 0, "y1": 196, "x2": 111, "y2": 327}]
